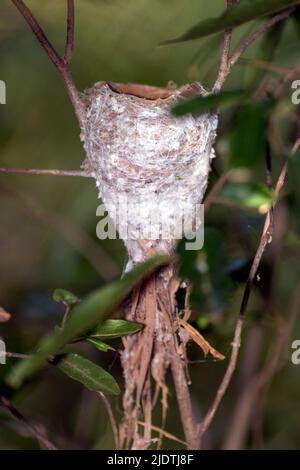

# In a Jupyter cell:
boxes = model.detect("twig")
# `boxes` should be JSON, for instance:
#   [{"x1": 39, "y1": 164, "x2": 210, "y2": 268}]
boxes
[
  {"x1": 64, "y1": 0, "x2": 75, "y2": 66},
  {"x1": 238, "y1": 58, "x2": 292, "y2": 76},
  {"x1": 229, "y1": 8, "x2": 294, "y2": 72},
  {"x1": 138, "y1": 421, "x2": 188, "y2": 447},
  {"x1": 223, "y1": 280, "x2": 300, "y2": 449},
  {"x1": 198, "y1": 155, "x2": 288, "y2": 447},
  {"x1": 214, "y1": 7, "x2": 296, "y2": 91},
  {"x1": 11, "y1": 0, "x2": 85, "y2": 128},
  {"x1": 213, "y1": 1, "x2": 237, "y2": 93},
  {"x1": 98, "y1": 392, "x2": 120, "y2": 450},
  {"x1": 0, "y1": 167, "x2": 92, "y2": 178},
  {"x1": 0, "y1": 396, "x2": 57, "y2": 450},
  {"x1": 0, "y1": 351, "x2": 29, "y2": 359},
  {"x1": 157, "y1": 289, "x2": 199, "y2": 450}
]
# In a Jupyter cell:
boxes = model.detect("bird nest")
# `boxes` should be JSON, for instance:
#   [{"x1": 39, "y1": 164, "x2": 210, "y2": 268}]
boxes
[
  {"x1": 82, "y1": 81, "x2": 218, "y2": 268},
  {"x1": 81, "y1": 81, "x2": 218, "y2": 448}
]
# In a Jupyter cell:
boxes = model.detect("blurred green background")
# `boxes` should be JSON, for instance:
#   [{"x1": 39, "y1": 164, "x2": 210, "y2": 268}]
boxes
[{"x1": 1, "y1": 0, "x2": 300, "y2": 450}]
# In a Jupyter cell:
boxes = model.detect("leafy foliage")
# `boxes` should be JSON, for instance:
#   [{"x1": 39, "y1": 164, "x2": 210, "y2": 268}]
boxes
[
  {"x1": 172, "y1": 91, "x2": 244, "y2": 116},
  {"x1": 230, "y1": 102, "x2": 273, "y2": 168},
  {"x1": 53, "y1": 289, "x2": 80, "y2": 306},
  {"x1": 162, "y1": 0, "x2": 299, "y2": 44},
  {"x1": 6, "y1": 255, "x2": 168, "y2": 388},
  {"x1": 219, "y1": 182, "x2": 275, "y2": 210}
]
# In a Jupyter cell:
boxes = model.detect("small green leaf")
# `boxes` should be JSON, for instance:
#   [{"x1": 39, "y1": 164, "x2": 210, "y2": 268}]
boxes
[
  {"x1": 231, "y1": 101, "x2": 273, "y2": 168},
  {"x1": 204, "y1": 228, "x2": 232, "y2": 311},
  {"x1": 53, "y1": 289, "x2": 80, "y2": 306},
  {"x1": 220, "y1": 182, "x2": 275, "y2": 210},
  {"x1": 6, "y1": 255, "x2": 168, "y2": 388},
  {"x1": 172, "y1": 90, "x2": 244, "y2": 117},
  {"x1": 86, "y1": 337, "x2": 115, "y2": 352},
  {"x1": 162, "y1": 0, "x2": 299, "y2": 44},
  {"x1": 89, "y1": 319, "x2": 143, "y2": 339},
  {"x1": 57, "y1": 353, "x2": 120, "y2": 395},
  {"x1": 177, "y1": 228, "x2": 232, "y2": 313}
]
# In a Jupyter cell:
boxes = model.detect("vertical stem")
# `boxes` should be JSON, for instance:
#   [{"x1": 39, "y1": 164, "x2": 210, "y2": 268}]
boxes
[
  {"x1": 158, "y1": 268, "x2": 200, "y2": 450},
  {"x1": 169, "y1": 335, "x2": 199, "y2": 449}
]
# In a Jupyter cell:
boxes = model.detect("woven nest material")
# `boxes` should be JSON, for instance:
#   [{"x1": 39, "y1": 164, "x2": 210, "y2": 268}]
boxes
[
  {"x1": 80, "y1": 81, "x2": 219, "y2": 447},
  {"x1": 82, "y1": 81, "x2": 218, "y2": 267}
]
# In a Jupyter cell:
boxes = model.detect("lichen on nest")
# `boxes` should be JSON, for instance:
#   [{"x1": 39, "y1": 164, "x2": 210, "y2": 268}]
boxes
[{"x1": 82, "y1": 81, "x2": 218, "y2": 267}]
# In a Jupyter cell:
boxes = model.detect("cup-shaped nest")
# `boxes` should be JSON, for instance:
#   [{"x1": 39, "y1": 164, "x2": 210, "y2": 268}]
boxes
[{"x1": 82, "y1": 82, "x2": 218, "y2": 267}]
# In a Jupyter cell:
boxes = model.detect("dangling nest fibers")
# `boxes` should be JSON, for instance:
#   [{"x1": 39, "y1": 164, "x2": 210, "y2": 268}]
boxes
[{"x1": 81, "y1": 81, "x2": 218, "y2": 449}]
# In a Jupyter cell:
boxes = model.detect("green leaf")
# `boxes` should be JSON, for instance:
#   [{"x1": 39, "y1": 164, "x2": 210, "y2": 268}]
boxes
[
  {"x1": 231, "y1": 102, "x2": 272, "y2": 168},
  {"x1": 162, "y1": 0, "x2": 298, "y2": 44},
  {"x1": 57, "y1": 353, "x2": 120, "y2": 395},
  {"x1": 53, "y1": 289, "x2": 80, "y2": 306},
  {"x1": 172, "y1": 90, "x2": 244, "y2": 117},
  {"x1": 204, "y1": 228, "x2": 232, "y2": 311},
  {"x1": 86, "y1": 338, "x2": 115, "y2": 352},
  {"x1": 220, "y1": 182, "x2": 275, "y2": 210},
  {"x1": 89, "y1": 319, "x2": 143, "y2": 339},
  {"x1": 177, "y1": 228, "x2": 232, "y2": 313},
  {"x1": 6, "y1": 255, "x2": 168, "y2": 388}
]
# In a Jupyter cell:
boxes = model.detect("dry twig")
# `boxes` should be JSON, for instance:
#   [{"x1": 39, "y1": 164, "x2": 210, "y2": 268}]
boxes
[
  {"x1": 213, "y1": 6, "x2": 296, "y2": 92},
  {"x1": 0, "y1": 167, "x2": 91, "y2": 178},
  {"x1": 197, "y1": 151, "x2": 289, "y2": 447},
  {"x1": 98, "y1": 392, "x2": 120, "y2": 450},
  {"x1": 11, "y1": 0, "x2": 85, "y2": 128}
]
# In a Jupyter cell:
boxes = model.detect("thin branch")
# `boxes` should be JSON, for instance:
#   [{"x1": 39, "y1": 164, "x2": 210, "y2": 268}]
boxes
[
  {"x1": 64, "y1": 0, "x2": 75, "y2": 66},
  {"x1": 238, "y1": 58, "x2": 292, "y2": 76},
  {"x1": 12, "y1": 0, "x2": 63, "y2": 71},
  {"x1": 223, "y1": 280, "x2": 300, "y2": 449},
  {"x1": 214, "y1": 6, "x2": 296, "y2": 91},
  {"x1": 138, "y1": 421, "x2": 188, "y2": 447},
  {"x1": 0, "y1": 396, "x2": 57, "y2": 450},
  {"x1": 0, "y1": 351, "x2": 29, "y2": 359},
  {"x1": 0, "y1": 167, "x2": 92, "y2": 178},
  {"x1": 98, "y1": 392, "x2": 120, "y2": 450},
  {"x1": 198, "y1": 227, "x2": 272, "y2": 444},
  {"x1": 213, "y1": 0, "x2": 237, "y2": 93},
  {"x1": 11, "y1": 0, "x2": 86, "y2": 129},
  {"x1": 198, "y1": 155, "x2": 288, "y2": 447},
  {"x1": 157, "y1": 288, "x2": 199, "y2": 450},
  {"x1": 229, "y1": 8, "x2": 295, "y2": 71}
]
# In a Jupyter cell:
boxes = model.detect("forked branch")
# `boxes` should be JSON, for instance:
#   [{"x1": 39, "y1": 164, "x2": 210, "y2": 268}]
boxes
[
  {"x1": 11, "y1": 0, "x2": 85, "y2": 128},
  {"x1": 213, "y1": 5, "x2": 296, "y2": 92}
]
